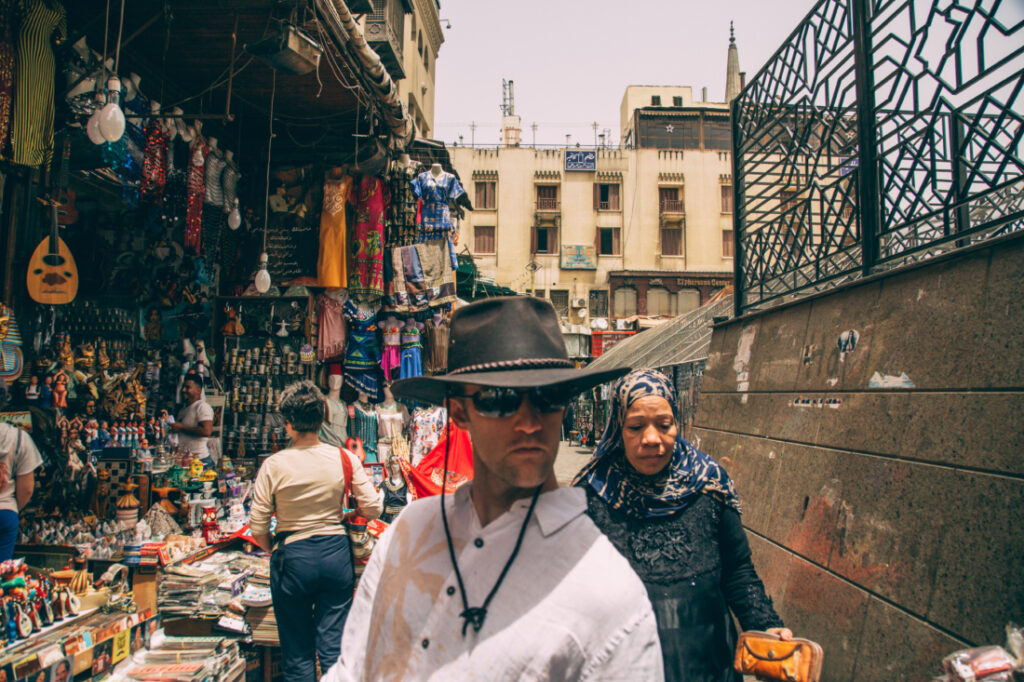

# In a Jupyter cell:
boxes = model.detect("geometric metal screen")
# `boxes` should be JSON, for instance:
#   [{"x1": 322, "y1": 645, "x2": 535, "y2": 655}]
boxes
[{"x1": 731, "y1": 0, "x2": 1024, "y2": 314}]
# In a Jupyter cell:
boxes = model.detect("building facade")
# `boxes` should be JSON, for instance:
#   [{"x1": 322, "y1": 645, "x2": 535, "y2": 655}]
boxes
[{"x1": 449, "y1": 33, "x2": 743, "y2": 325}]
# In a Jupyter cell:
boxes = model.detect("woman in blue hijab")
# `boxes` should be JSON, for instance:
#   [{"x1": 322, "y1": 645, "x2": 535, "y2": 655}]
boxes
[{"x1": 575, "y1": 369, "x2": 790, "y2": 681}]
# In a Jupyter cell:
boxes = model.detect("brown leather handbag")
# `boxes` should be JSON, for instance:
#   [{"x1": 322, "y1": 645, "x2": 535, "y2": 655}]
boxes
[{"x1": 734, "y1": 631, "x2": 824, "y2": 682}]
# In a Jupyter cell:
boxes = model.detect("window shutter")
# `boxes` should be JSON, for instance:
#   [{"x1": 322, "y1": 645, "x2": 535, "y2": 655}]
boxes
[
  {"x1": 475, "y1": 183, "x2": 485, "y2": 208},
  {"x1": 593, "y1": 183, "x2": 600, "y2": 211},
  {"x1": 613, "y1": 228, "x2": 620, "y2": 255},
  {"x1": 531, "y1": 225, "x2": 537, "y2": 254},
  {"x1": 609, "y1": 185, "x2": 620, "y2": 211}
]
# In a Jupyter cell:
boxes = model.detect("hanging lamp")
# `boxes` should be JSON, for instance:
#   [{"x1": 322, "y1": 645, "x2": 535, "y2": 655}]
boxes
[
  {"x1": 98, "y1": 0, "x2": 127, "y2": 142},
  {"x1": 254, "y1": 72, "x2": 277, "y2": 294}
]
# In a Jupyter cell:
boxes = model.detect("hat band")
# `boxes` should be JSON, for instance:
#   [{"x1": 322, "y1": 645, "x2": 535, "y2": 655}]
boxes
[{"x1": 447, "y1": 357, "x2": 574, "y2": 376}]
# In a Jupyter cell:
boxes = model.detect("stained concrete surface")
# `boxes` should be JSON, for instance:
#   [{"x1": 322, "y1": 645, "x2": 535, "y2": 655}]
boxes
[{"x1": 554, "y1": 440, "x2": 594, "y2": 487}]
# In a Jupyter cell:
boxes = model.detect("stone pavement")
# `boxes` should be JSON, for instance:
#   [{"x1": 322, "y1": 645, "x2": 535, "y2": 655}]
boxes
[{"x1": 554, "y1": 440, "x2": 595, "y2": 487}]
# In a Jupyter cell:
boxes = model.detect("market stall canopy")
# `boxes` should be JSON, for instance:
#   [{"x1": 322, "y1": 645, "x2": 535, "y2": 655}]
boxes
[
  {"x1": 66, "y1": 0, "x2": 413, "y2": 163},
  {"x1": 586, "y1": 291, "x2": 734, "y2": 373}
]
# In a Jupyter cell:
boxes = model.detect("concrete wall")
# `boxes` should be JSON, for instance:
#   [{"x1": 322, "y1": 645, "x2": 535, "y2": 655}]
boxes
[{"x1": 691, "y1": 234, "x2": 1024, "y2": 679}]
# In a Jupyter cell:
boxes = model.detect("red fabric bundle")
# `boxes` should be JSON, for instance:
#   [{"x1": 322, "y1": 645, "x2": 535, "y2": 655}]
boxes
[{"x1": 399, "y1": 422, "x2": 474, "y2": 499}]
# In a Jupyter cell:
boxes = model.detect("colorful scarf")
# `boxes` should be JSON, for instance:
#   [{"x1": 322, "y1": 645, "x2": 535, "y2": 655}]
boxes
[{"x1": 573, "y1": 368, "x2": 742, "y2": 519}]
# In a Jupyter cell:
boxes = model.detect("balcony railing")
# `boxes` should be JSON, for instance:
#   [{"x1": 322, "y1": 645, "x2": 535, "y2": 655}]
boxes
[
  {"x1": 536, "y1": 198, "x2": 560, "y2": 210},
  {"x1": 660, "y1": 199, "x2": 685, "y2": 213}
]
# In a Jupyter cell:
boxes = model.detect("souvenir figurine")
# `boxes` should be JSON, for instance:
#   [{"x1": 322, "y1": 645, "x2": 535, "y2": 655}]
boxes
[
  {"x1": 75, "y1": 342, "x2": 96, "y2": 373},
  {"x1": 52, "y1": 370, "x2": 69, "y2": 408},
  {"x1": 56, "y1": 333, "x2": 74, "y2": 371},
  {"x1": 221, "y1": 306, "x2": 245, "y2": 336},
  {"x1": 143, "y1": 309, "x2": 162, "y2": 343},
  {"x1": 97, "y1": 340, "x2": 110, "y2": 370},
  {"x1": 188, "y1": 456, "x2": 204, "y2": 480},
  {"x1": 95, "y1": 421, "x2": 111, "y2": 449},
  {"x1": 93, "y1": 466, "x2": 111, "y2": 519},
  {"x1": 24, "y1": 375, "x2": 40, "y2": 404},
  {"x1": 200, "y1": 506, "x2": 219, "y2": 544}
]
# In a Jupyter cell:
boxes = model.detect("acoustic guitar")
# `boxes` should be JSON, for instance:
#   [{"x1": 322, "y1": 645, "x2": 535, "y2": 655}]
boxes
[{"x1": 26, "y1": 136, "x2": 78, "y2": 305}]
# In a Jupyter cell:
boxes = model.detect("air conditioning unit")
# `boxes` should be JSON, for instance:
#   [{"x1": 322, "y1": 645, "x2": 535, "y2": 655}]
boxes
[
  {"x1": 571, "y1": 297, "x2": 587, "y2": 308},
  {"x1": 615, "y1": 318, "x2": 633, "y2": 331}
]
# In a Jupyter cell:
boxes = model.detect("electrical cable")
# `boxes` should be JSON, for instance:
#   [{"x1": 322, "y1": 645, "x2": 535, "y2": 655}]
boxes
[{"x1": 263, "y1": 71, "x2": 276, "y2": 254}]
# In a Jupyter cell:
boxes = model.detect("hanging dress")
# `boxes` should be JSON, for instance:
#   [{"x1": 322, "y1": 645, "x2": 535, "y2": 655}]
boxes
[
  {"x1": 317, "y1": 174, "x2": 352, "y2": 289},
  {"x1": 342, "y1": 299, "x2": 381, "y2": 401},
  {"x1": 380, "y1": 475, "x2": 409, "y2": 523},
  {"x1": 408, "y1": 405, "x2": 446, "y2": 466},
  {"x1": 422, "y1": 315, "x2": 450, "y2": 374},
  {"x1": 347, "y1": 174, "x2": 387, "y2": 299},
  {"x1": 201, "y1": 147, "x2": 226, "y2": 261},
  {"x1": 184, "y1": 136, "x2": 208, "y2": 254},
  {"x1": 0, "y1": 0, "x2": 17, "y2": 157},
  {"x1": 350, "y1": 402, "x2": 379, "y2": 463},
  {"x1": 11, "y1": 0, "x2": 66, "y2": 167},
  {"x1": 411, "y1": 170, "x2": 464, "y2": 269},
  {"x1": 316, "y1": 293, "x2": 347, "y2": 362},
  {"x1": 376, "y1": 402, "x2": 406, "y2": 463},
  {"x1": 140, "y1": 121, "x2": 168, "y2": 204},
  {"x1": 318, "y1": 396, "x2": 348, "y2": 447},
  {"x1": 399, "y1": 323, "x2": 423, "y2": 380},
  {"x1": 385, "y1": 162, "x2": 420, "y2": 247},
  {"x1": 379, "y1": 318, "x2": 401, "y2": 382}
]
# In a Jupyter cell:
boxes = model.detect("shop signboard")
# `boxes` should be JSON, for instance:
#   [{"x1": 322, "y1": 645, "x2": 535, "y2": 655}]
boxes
[
  {"x1": 561, "y1": 244, "x2": 597, "y2": 270},
  {"x1": 564, "y1": 150, "x2": 596, "y2": 171}
]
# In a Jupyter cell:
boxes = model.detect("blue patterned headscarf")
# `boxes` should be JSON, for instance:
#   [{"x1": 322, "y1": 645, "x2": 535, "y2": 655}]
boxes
[{"x1": 574, "y1": 369, "x2": 742, "y2": 519}]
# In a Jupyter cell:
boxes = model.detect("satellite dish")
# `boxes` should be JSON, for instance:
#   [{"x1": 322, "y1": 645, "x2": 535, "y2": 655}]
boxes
[
  {"x1": 591, "y1": 317, "x2": 609, "y2": 330},
  {"x1": 575, "y1": 308, "x2": 587, "y2": 319}
]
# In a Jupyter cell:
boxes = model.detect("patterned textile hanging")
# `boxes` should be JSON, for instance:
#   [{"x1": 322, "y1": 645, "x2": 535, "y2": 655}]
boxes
[
  {"x1": 140, "y1": 121, "x2": 168, "y2": 204},
  {"x1": 0, "y1": 0, "x2": 17, "y2": 158},
  {"x1": 184, "y1": 136, "x2": 209, "y2": 254},
  {"x1": 347, "y1": 174, "x2": 387, "y2": 299}
]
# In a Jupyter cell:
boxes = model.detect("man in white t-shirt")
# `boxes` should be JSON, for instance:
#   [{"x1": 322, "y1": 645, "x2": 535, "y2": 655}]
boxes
[
  {"x1": 172, "y1": 374, "x2": 214, "y2": 466},
  {"x1": 0, "y1": 380, "x2": 42, "y2": 560}
]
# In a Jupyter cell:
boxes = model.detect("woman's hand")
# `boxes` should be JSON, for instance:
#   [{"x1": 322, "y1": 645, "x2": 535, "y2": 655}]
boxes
[{"x1": 766, "y1": 627, "x2": 793, "y2": 641}]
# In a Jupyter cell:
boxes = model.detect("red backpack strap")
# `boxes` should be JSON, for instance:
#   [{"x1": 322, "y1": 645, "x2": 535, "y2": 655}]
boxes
[{"x1": 338, "y1": 447, "x2": 353, "y2": 500}]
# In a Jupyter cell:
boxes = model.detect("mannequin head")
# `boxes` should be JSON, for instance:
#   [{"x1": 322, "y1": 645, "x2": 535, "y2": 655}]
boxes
[
  {"x1": 328, "y1": 373, "x2": 342, "y2": 392},
  {"x1": 430, "y1": 163, "x2": 443, "y2": 177},
  {"x1": 150, "y1": 100, "x2": 161, "y2": 114},
  {"x1": 208, "y1": 136, "x2": 218, "y2": 150},
  {"x1": 224, "y1": 149, "x2": 233, "y2": 161},
  {"x1": 398, "y1": 153, "x2": 411, "y2": 166},
  {"x1": 357, "y1": 392, "x2": 370, "y2": 404},
  {"x1": 382, "y1": 385, "x2": 394, "y2": 404}
]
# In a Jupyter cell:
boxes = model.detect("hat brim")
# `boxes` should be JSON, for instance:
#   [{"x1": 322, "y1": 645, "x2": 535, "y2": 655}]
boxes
[{"x1": 391, "y1": 366, "x2": 631, "y2": 405}]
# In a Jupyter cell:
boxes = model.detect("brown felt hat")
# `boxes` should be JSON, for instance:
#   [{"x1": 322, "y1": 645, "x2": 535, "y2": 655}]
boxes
[{"x1": 391, "y1": 296, "x2": 629, "y2": 405}]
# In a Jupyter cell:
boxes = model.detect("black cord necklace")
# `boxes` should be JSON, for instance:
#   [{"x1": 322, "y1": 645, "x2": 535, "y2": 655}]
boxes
[{"x1": 439, "y1": 416, "x2": 544, "y2": 636}]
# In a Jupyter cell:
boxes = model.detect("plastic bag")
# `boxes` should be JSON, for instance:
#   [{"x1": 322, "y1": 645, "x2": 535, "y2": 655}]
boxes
[{"x1": 943, "y1": 646, "x2": 1016, "y2": 682}]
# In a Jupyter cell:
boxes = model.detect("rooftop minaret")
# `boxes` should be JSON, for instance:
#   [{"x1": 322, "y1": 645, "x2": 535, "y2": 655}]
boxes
[{"x1": 725, "y1": 21, "x2": 742, "y2": 102}]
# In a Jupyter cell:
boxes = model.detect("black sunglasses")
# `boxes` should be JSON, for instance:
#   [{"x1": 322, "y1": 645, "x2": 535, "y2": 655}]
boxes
[{"x1": 455, "y1": 386, "x2": 571, "y2": 418}]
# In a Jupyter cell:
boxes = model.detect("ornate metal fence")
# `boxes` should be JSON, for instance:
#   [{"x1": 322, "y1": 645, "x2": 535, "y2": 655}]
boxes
[{"x1": 731, "y1": 0, "x2": 1024, "y2": 314}]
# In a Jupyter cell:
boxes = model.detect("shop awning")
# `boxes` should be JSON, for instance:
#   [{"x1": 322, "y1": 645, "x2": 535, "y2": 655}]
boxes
[
  {"x1": 456, "y1": 253, "x2": 520, "y2": 300},
  {"x1": 586, "y1": 292, "x2": 734, "y2": 373}
]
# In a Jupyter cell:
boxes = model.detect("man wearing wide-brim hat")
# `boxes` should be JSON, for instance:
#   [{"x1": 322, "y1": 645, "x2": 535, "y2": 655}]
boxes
[{"x1": 323, "y1": 297, "x2": 663, "y2": 681}]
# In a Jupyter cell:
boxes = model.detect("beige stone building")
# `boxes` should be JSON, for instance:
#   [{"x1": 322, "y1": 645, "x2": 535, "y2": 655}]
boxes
[
  {"x1": 360, "y1": 0, "x2": 443, "y2": 137},
  {"x1": 449, "y1": 31, "x2": 744, "y2": 324}
]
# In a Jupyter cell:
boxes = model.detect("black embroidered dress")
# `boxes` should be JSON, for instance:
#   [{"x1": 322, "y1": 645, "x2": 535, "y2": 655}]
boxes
[{"x1": 585, "y1": 488, "x2": 783, "y2": 681}]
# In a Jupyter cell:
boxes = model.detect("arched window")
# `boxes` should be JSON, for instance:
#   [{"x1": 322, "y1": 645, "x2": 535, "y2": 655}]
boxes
[
  {"x1": 678, "y1": 289, "x2": 701, "y2": 314},
  {"x1": 647, "y1": 287, "x2": 671, "y2": 316},
  {"x1": 613, "y1": 287, "x2": 637, "y2": 317}
]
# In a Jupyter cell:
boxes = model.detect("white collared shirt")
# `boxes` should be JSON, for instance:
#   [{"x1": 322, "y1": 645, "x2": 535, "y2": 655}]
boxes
[{"x1": 323, "y1": 485, "x2": 664, "y2": 681}]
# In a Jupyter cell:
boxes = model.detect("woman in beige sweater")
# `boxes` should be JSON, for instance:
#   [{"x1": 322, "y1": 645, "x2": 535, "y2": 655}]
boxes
[{"x1": 250, "y1": 381, "x2": 381, "y2": 681}]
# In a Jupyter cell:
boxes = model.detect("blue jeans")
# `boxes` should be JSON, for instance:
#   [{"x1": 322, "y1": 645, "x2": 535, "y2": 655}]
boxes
[
  {"x1": 270, "y1": 533, "x2": 354, "y2": 681},
  {"x1": 0, "y1": 510, "x2": 18, "y2": 561}
]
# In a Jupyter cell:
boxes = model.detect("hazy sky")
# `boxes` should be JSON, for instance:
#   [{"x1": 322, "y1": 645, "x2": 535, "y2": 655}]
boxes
[{"x1": 433, "y1": 0, "x2": 816, "y2": 147}]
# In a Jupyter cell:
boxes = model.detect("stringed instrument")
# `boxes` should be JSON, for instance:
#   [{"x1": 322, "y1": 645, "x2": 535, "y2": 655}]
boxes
[
  {"x1": 26, "y1": 136, "x2": 78, "y2": 304},
  {"x1": 26, "y1": 200, "x2": 78, "y2": 304}
]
